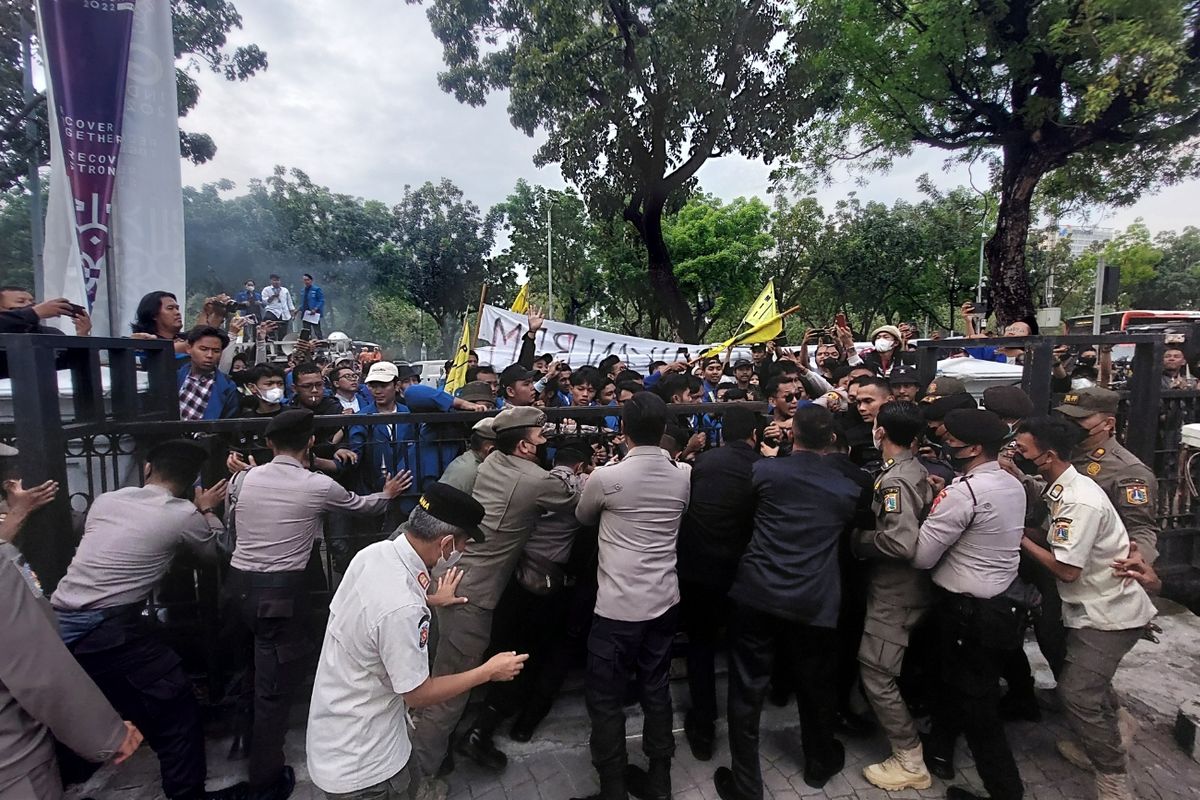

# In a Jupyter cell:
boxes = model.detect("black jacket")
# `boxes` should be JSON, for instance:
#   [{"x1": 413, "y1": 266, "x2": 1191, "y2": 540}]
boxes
[{"x1": 676, "y1": 441, "x2": 761, "y2": 590}]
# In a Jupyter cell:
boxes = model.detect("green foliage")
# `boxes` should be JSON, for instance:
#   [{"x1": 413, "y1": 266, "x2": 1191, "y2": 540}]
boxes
[
  {"x1": 1073, "y1": 220, "x2": 1200, "y2": 311},
  {"x1": 0, "y1": 186, "x2": 35, "y2": 288},
  {"x1": 0, "y1": 0, "x2": 267, "y2": 191},
  {"x1": 364, "y1": 293, "x2": 445, "y2": 358}
]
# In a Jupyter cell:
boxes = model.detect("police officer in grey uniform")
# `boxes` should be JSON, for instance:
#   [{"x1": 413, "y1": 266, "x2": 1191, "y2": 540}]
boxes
[
  {"x1": 912, "y1": 409, "x2": 1028, "y2": 800},
  {"x1": 438, "y1": 418, "x2": 496, "y2": 494},
  {"x1": 227, "y1": 409, "x2": 410, "y2": 800},
  {"x1": 852, "y1": 402, "x2": 934, "y2": 792},
  {"x1": 51, "y1": 440, "x2": 245, "y2": 800},
  {"x1": 411, "y1": 405, "x2": 579, "y2": 783}
]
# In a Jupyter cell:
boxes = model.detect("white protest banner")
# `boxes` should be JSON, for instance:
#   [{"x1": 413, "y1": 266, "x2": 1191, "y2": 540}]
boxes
[{"x1": 476, "y1": 305, "x2": 754, "y2": 372}]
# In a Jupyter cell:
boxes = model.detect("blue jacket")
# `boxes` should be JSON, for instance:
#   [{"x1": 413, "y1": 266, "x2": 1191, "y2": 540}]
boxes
[
  {"x1": 176, "y1": 364, "x2": 241, "y2": 420},
  {"x1": 348, "y1": 406, "x2": 417, "y2": 493},
  {"x1": 965, "y1": 346, "x2": 1009, "y2": 363},
  {"x1": 301, "y1": 284, "x2": 325, "y2": 315}
]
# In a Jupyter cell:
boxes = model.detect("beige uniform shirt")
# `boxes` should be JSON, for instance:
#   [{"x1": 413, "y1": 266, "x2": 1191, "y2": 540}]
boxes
[
  {"x1": 229, "y1": 456, "x2": 391, "y2": 573},
  {"x1": 1072, "y1": 439, "x2": 1160, "y2": 564},
  {"x1": 855, "y1": 452, "x2": 933, "y2": 609},
  {"x1": 52, "y1": 484, "x2": 222, "y2": 611},
  {"x1": 459, "y1": 451, "x2": 579, "y2": 610},
  {"x1": 1045, "y1": 466, "x2": 1157, "y2": 631},
  {"x1": 438, "y1": 451, "x2": 484, "y2": 494},
  {"x1": 576, "y1": 447, "x2": 691, "y2": 622}
]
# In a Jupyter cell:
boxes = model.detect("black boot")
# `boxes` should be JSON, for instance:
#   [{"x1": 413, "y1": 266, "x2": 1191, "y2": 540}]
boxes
[
  {"x1": 572, "y1": 767, "x2": 628, "y2": 800},
  {"x1": 509, "y1": 700, "x2": 551, "y2": 743},
  {"x1": 626, "y1": 758, "x2": 670, "y2": 800},
  {"x1": 456, "y1": 728, "x2": 508, "y2": 772},
  {"x1": 684, "y1": 711, "x2": 715, "y2": 761},
  {"x1": 205, "y1": 782, "x2": 250, "y2": 800},
  {"x1": 712, "y1": 767, "x2": 745, "y2": 800},
  {"x1": 921, "y1": 733, "x2": 955, "y2": 780},
  {"x1": 802, "y1": 739, "x2": 845, "y2": 789},
  {"x1": 248, "y1": 767, "x2": 294, "y2": 800}
]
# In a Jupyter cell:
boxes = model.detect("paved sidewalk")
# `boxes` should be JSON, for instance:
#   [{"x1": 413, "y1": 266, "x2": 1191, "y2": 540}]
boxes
[{"x1": 69, "y1": 599, "x2": 1200, "y2": 800}]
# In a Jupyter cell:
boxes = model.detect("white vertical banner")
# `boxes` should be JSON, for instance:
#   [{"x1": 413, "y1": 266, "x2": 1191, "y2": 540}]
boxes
[{"x1": 107, "y1": 0, "x2": 185, "y2": 337}]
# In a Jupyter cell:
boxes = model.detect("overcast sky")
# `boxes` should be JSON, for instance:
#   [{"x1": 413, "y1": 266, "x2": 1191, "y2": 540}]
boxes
[{"x1": 178, "y1": 0, "x2": 1199, "y2": 235}]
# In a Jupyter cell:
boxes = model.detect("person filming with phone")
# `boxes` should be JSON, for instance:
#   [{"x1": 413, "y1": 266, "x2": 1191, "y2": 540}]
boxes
[{"x1": 0, "y1": 286, "x2": 92, "y2": 336}]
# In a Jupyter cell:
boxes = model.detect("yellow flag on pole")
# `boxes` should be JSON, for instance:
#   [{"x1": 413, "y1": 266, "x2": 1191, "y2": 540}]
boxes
[
  {"x1": 444, "y1": 315, "x2": 473, "y2": 394},
  {"x1": 510, "y1": 283, "x2": 530, "y2": 315},
  {"x1": 698, "y1": 280, "x2": 784, "y2": 358}
]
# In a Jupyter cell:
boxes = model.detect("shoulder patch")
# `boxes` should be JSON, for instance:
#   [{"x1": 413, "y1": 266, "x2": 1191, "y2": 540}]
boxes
[
  {"x1": 1091, "y1": 447, "x2": 1106, "y2": 459},
  {"x1": 882, "y1": 487, "x2": 901, "y2": 514},
  {"x1": 418, "y1": 613, "x2": 431, "y2": 649},
  {"x1": 1086, "y1": 462, "x2": 1102, "y2": 476},
  {"x1": 1123, "y1": 483, "x2": 1149, "y2": 506},
  {"x1": 930, "y1": 488, "x2": 948, "y2": 514},
  {"x1": 1050, "y1": 517, "x2": 1072, "y2": 544},
  {"x1": 1047, "y1": 484, "x2": 1064, "y2": 501}
]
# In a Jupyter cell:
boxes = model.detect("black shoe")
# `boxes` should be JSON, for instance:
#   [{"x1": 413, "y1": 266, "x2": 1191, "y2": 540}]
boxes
[
  {"x1": 509, "y1": 706, "x2": 547, "y2": 743},
  {"x1": 922, "y1": 737, "x2": 955, "y2": 781},
  {"x1": 802, "y1": 739, "x2": 845, "y2": 789},
  {"x1": 684, "y1": 713, "x2": 715, "y2": 762},
  {"x1": 713, "y1": 767, "x2": 744, "y2": 800},
  {"x1": 249, "y1": 767, "x2": 294, "y2": 800},
  {"x1": 946, "y1": 788, "x2": 990, "y2": 800},
  {"x1": 227, "y1": 732, "x2": 251, "y2": 762},
  {"x1": 455, "y1": 729, "x2": 508, "y2": 773},
  {"x1": 625, "y1": 763, "x2": 669, "y2": 800},
  {"x1": 436, "y1": 751, "x2": 455, "y2": 778},
  {"x1": 572, "y1": 770, "x2": 627, "y2": 800},
  {"x1": 999, "y1": 689, "x2": 1042, "y2": 722},
  {"x1": 206, "y1": 782, "x2": 250, "y2": 800},
  {"x1": 833, "y1": 708, "x2": 874, "y2": 738}
]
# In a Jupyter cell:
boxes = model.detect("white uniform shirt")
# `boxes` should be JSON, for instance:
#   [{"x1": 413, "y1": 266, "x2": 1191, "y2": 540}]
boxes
[
  {"x1": 1045, "y1": 466, "x2": 1157, "y2": 631},
  {"x1": 306, "y1": 535, "x2": 432, "y2": 793},
  {"x1": 261, "y1": 285, "x2": 294, "y2": 318}
]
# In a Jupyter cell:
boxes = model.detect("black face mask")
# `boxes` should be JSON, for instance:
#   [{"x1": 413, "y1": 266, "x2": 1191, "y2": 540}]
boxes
[
  {"x1": 1014, "y1": 454, "x2": 1042, "y2": 475},
  {"x1": 1078, "y1": 355, "x2": 1097, "y2": 367},
  {"x1": 925, "y1": 427, "x2": 942, "y2": 446},
  {"x1": 940, "y1": 442, "x2": 976, "y2": 472}
]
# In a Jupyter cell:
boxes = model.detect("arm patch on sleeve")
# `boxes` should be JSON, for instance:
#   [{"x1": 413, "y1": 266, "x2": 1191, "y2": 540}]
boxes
[{"x1": 882, "y1": 487, "x2": 901, "y2": 513}]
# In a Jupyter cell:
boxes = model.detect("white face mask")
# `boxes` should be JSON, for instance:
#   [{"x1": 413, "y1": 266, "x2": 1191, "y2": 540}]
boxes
[
  {"x1": 874, "y1": 337, "x2": 895, "y2": 353},
  {"x1": 872, "y1": 426, "x2": 884, "y2": 451},
  {"x1": 436, "y1": 537, "x2": 463, "y2": 570},
  {"x1": 260, "y1": 387, "x2": 285, "y2": 404},
  {"x1": 1071, "y1": 377, "x2": 1095, "y2": 390}
]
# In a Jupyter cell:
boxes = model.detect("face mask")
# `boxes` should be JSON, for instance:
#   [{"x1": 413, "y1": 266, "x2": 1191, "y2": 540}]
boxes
[
  {"x1": 874, "y1": 338, "x2": 895, "y2": 353},
  {"x1": 260, "y1": 387, "x2": 284, "y2": 404},
  {"x1": 940, "y1": 442, "x2": 976, "y2": 472},
  {"x1": 1014, "y1": 453, "x2": 1042, "y2": 476},
  {"x1": 1079, "y1": 356, "x2": 1097, "y2": 367},
  {"x1": 872, "y1": 426, "x2": 884, "y2": 451},
  {"x1": 1071, "y1": 377, "x2": 1095, "y2": 390},
  {"x1": 436, "y1": 537, "x2": 463, "y2": 570}
]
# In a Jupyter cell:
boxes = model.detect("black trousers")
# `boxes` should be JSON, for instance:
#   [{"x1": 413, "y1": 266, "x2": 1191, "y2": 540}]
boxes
[
  {"x1": 727, "y1": 603, "x2": 839, "y2": 800},
  {"x1": 481, "y1": 578, "x2": 570, "y2": 720},
  {"x1": 584, "y1": 606, "x2": 680, "y2": 780},
  {"x1": 680, "y1": 578, "x2": 730, "y2": 730},
  {"x1": 301, "y1": 318, "x2": 323, "y2": 339},
  {"x1": 927, "y1": 592, "x2": 1025, "y2": 800},
  {"x1": 225, "y1": 569, "x2": 311, "y2": 789},
  {"x1": 263, "y1": 311, "x2": 288, "y2": 340},
  {"x1": 518, "y1": 575, "x2": 598, "y2": 726},
  {"x1": 63, "y1": 617, "x2": 205, "y2": 799}
]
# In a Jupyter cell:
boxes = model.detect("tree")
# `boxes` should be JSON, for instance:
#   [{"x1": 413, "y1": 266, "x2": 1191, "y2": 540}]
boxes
[
  {"x1": 377, "y1": 178, "x2": 507, "y2": 350},
  {"x1": 412, "y1": 0, "x2": 842, "y2": 342},
  {"x1": 1133, "y1": 227, "x2": 1200, "y2": 309},
  {"x1": 0, "y1": 186, "x2": 36, "y2": 287},
  {"x1": 490, "y1": 180, "x2": 603, "y2": 324},
  {"x1": 0, "y1": 0, "x2": 267, "y2": 191},
  {"x1": 815, "y1": 0, "x2": 1200, "y2": 325}
]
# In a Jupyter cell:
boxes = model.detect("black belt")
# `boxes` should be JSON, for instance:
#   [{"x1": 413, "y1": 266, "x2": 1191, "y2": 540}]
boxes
[{"x1": 228, "y1": 567, "x2": 308, "y2": 589}]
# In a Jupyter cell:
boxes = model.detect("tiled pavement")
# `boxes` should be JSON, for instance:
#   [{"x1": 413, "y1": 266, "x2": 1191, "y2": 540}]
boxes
[{"x1": 69, "y1": 599, "x2": 1200, "y2": 800}]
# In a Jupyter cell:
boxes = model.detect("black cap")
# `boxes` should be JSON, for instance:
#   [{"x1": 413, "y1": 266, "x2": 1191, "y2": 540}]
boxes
[
  {"x1": 417, "y1": 482, "x2": 486, "y2": 542},
  {"x1": 922, "y1": 392, "x2": 978, "y2": 421},
  {"x1": 750, "y1": 342, "x2": 767, "y2": 352},
  {"x1": 147, "y1": 439, "x2": 209, "y2": 469},
  {"x1": 265, "y1": 408, "x2": 314, "y2": 438},
  {"x1": 394, "y1": 361, "x2": 422, "y2": 381},
  {"x1": 733, "y1": 358, "x2": 753, "y2": 369},
  {"x1": 889, "y1": 365, "x2": 921, "y2": 386},
  {"x1": 982, "y1": 385, "x2": 1034, "y2": 420},
  {"x1": 943, "y1": 408, "x2": 1010, "y2": 445},
  {"x1": 535, "y1": 352, "x2": 555, "y2": 364},
  {"x1": 499, "y1": 364, "x2": 539, "y2": 386}
]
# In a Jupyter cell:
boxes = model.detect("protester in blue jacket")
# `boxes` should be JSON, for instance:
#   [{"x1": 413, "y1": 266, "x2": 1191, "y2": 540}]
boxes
[{"x1": 176, "y1": 325, "x2": 240, "y2": 420}]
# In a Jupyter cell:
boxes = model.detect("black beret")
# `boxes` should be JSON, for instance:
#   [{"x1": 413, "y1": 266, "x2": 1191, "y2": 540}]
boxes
[
  {"x1": 417, "y1": 482, "x2": 486, "y2": 542},
  {"x1": 982, "y1": 385, "x2": 1034, "y2": 420},
  {"x1": 943, "y1": 408, "x2": 1010, "y2": 445},
  {"x1": 889, "y1": 365, "x2": 922, "y2": 386},
  {"x1": 147, "y1": 438, "x2": 208, "y2": 468},
  {"x1": 265, "y1": 408, "x2": 314, "y2": 438},
  {"x1": 922, "y1": 392, "x2": 978, "y2": 421}
]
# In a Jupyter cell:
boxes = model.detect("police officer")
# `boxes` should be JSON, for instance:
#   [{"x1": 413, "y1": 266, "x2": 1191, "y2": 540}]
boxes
[
  {"x1": 912, "y1": 409, "x2": 1028, "y2": 800},
  {"x1": 981, "y1": 385, "x2": 1035, "y2": 429},
  {"x1": 305, "y1": 484, "x2": 527, "y2": 800},
  {"x1": 853, "y1": 402, "x2": 934, "y2": 792},
  {"x1": 51, "y1": 440, "x2": 243, "y2": 800},
  {"x1": 227, "y1": 409, "x2": 410, "y2": 800},
  {"x1": 1013, "y1": 417, "x2": 1156, "y2": 800},
  {"x1": 411, "y1": 406, "x2": 579, "y2": 784}
]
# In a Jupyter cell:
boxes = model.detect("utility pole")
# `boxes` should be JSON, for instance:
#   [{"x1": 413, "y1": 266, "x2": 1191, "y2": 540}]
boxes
[
  {"x1": 1092, "y1": 255, "x2": 1105, "y2": 336},
  {"x1": 546, "y1": 199, "x2": 553, "y2": 320},
  {"x1": 21, "y1": 10, "x2": 44, "y2": 298}
]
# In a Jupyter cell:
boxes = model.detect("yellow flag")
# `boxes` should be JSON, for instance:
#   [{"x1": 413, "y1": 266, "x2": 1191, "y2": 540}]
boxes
[
  {"x1": 698, "y1": 281, "x2": 783, "y2": 358},
  {"x1": 444, "y1": 316, "x2": 473, "y2": 394},
  {"x1": 510, "y1": 283, "x2": 530, "y2": 314}
]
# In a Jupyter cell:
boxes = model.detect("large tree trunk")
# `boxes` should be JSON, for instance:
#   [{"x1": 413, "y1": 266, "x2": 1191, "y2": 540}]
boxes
[
  {"x1": 626, "y1": 191, "x2": 700, "y2": 343},
  {"x1": 984, "y1": 143, "x2": 1044, "y2": 327}
]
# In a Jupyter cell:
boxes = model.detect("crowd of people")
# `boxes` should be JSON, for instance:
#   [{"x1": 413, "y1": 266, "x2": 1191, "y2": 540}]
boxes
[{"x1": 0, "y1": 282, "x2": 1180, "y2": 800}]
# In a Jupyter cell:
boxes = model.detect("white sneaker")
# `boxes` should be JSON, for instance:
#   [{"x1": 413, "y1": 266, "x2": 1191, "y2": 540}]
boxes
[{"x1": 862, "y1": 745, "x2": 933, "y2": 791}]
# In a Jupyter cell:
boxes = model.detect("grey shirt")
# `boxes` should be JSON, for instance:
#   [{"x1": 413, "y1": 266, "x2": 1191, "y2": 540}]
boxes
[
  {"x1": 229, "y1": 456, "x2": 391, "y2": 573},
  {"x1": 576, "y1": 447, "x2": 691, "y2": 622},
  {"x1": 913, "y1": 461, "x2": 1026, "y2": 599},
  {"x1": 525, "y1": 467, "x2": 587, "y2": 565},
  {"x1": 439, "y1": 450, "x2": 484, "y2": 494},
  {"x1": 1, "y1": 543, "x2": 125, "y2": 794},
  {"x1": 52, "y1": 484, "x2": 222, "y2": 611}
]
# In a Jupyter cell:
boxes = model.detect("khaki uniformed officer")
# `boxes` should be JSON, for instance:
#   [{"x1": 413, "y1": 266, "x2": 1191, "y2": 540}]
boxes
[
  {"x1": 305, "y1": 483, "x2": 526, "y2": 800},
  {"x1": 1015, "y1": 417, "x2": 1156, "y2": 800},
  {"x1": 411, "y1": 406, "x2": 579, "y2": 785},
  {"x1": 852, "y1": 402, "x2": 934, "y2": 791},
  {"x1": 1054, "y1": 387, "x2": 1159, "y2": 563}
]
